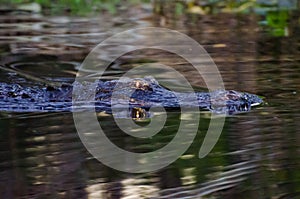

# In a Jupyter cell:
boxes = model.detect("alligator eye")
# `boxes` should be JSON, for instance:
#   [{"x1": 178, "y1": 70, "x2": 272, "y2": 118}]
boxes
[
  {"x1": 134, "y1": 81, "x2": 141, "y2": 88},
  {"x1": 133, "y1": 81, "x2": 144, "y2": 90},
  {"x1": 133, "y1": 80, "x2": 152, "y2": 91}
]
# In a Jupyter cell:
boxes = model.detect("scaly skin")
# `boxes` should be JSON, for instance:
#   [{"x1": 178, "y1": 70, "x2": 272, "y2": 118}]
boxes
[{"x1": 0, "y1": 77, "x2": 263, "y2": 117}]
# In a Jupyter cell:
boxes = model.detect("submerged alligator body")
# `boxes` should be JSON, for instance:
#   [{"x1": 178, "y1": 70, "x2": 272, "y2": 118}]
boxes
[{"x1": 0, "y1": 77, "x2": 263, "y2": 117}]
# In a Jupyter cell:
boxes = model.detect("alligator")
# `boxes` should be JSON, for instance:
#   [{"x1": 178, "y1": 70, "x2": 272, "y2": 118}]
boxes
[{"x1": 0, "y1": 76, "x2": 263, "y2": 118}]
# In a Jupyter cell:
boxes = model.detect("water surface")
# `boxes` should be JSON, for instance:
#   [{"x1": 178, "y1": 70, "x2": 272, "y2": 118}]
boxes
[{"x1": 0, "y1": 8, "x2": 300, "y2": 199}]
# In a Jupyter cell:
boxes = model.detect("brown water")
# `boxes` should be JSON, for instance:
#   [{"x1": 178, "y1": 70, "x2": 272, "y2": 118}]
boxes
[{"x1": 0, "y1": 7, "x2": 300, "y2": 199}]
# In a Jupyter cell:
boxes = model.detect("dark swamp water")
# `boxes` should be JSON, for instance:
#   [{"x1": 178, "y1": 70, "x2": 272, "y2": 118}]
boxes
[{"x1": 0, "y1": 4, "x2": 300, "y2": 199}]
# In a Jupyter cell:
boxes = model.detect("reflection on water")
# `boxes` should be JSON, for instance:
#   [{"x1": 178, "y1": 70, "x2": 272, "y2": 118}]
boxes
[{"x1": 0, "y1": 6, "x2": 300, "y2": 199}]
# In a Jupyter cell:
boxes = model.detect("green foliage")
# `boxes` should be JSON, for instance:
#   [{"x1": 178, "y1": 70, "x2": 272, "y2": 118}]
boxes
[
  {"x1": 2, "y1": 0, "x2": 151, "y2": 15},
  {"x1": 265, "y1": 10, "x2": 289, "y2": 36},
  {"x1": 3, "y1": 0, "x2": 297, "y2": 37},
  {"x1": 255, "y1": 0, "x2": 295, "y2": 37},
  {"x1": 175, "y1": 2, "x2": 185, "y2": 16},
  {"x1": 153, "y1": 0, "x2": 297, "y2": 37}
]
